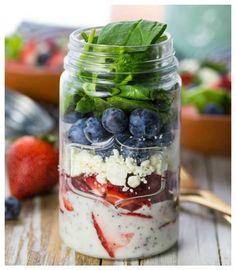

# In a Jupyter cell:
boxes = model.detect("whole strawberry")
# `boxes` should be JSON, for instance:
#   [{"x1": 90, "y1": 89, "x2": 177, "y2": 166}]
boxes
[{"x1": 6, "y1": 136, "x2": 59, "y2": 199}]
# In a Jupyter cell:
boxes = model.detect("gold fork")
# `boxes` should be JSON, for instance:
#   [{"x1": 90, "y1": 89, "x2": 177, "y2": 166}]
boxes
[{"x1": 180, "y1": 167, "x2": 231, "y2": 223}]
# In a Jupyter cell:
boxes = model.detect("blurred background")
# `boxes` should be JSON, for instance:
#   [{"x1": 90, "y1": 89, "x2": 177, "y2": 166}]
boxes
[{"x1": 5, "y1": 4, "x2": 231, "y2": 155}]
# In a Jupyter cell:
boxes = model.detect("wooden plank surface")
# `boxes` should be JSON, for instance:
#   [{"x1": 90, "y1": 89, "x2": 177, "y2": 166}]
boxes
[
  {"x1": 177, "y1": 151, "x2": 220, "y2": 265},
  {"x1": 5, "y1": 150, "x2": 231, "y2": 265},
  {"x1": 208, "y1": 157, "x2": 231, "y2": 265}
]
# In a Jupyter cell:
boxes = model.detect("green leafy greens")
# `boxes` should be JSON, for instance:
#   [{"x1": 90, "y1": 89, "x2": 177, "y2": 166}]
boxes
[
  {"x1": 97, "y1": 19, "x2": 167, "y2": 46},
  {"x1": 5, "y1": 34, "x2": 24, "y2": 60},
  {"x1": 182, "y1": 87, "x2": 231, "y2": 113},
  {"x1": 64, "y1": 19, "x2": 176, "y2": 126}
]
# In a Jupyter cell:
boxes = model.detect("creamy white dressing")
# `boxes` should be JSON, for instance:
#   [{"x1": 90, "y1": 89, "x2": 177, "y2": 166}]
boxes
[{"x1": 59, "y1": 191, "x2": 178, "y2": 259}]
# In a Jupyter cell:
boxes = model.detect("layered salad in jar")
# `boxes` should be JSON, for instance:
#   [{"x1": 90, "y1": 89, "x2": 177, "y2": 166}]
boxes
[{"x1": 59, "y1": 20, "x2": 180, "y2": 259}]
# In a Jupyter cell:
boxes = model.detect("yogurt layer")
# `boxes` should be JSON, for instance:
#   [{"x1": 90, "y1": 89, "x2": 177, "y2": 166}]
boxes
[{"x1": 59, "y1": 190, "x2": 178, "y2": 259}]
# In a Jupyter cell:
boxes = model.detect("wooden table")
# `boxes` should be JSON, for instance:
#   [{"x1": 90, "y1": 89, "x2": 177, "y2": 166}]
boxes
[{"x1": 5, "y1": 150, "x2": 231, "y2": 265}]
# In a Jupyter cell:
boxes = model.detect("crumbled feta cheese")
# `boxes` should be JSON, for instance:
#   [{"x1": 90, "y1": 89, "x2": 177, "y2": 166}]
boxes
[
  {"x1": 96, "y1": 174, "x2": 107, "y2": 184},
  {"x1": 127, "y1": 175, "x2": 141, "y2": 188},
  {"x1": 106, "y1": 163, "x2": 129, "y2": 186},
  {"x1": 66, "y1": 145, "x2": 167, "y2": 188},
  {"x1": 122, "y1": 186, "x2": 130, "y2": 192},
  {"x1": 112, "y1": 149, "x2": 119, "y2": 157},
  {"x1": 150, "y1": 154, "x2": 164, "y2": 174},
  {"x1": 141, "y1": 178, "x2": 147, "y2": 184}
]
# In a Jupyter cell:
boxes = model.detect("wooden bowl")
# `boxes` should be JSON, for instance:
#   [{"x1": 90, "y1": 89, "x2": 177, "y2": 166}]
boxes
[
  {"x1": 5, "y1": 61, "x2": 62, "y2": 104},
  {"x1": 181, "y1": 113, "x2": 231, "y2": 156}
]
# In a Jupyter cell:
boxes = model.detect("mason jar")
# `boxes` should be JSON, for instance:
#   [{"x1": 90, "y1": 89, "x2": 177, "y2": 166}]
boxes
[{"x1": 59, "y1": 26, "x2": 181, "y2": 260}]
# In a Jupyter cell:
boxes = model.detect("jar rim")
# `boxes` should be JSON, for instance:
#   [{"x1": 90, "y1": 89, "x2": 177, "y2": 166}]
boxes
[
  {"x1": 65, "y1": 25, "x2": 177, "y2": 79},
  {"x1": 69, "y1": 26, "x2": 172, "y2": 50}
]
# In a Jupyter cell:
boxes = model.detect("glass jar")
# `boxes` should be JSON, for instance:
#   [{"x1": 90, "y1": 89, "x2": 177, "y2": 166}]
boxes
[{"x1": 59, "y1": 26, "x2": 181, "y2": 260}]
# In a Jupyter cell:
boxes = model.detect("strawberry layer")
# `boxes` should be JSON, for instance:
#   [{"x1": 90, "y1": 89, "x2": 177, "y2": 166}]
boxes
[{"x1": 68, "y1": 172, "x2": 173, "y2": 212}]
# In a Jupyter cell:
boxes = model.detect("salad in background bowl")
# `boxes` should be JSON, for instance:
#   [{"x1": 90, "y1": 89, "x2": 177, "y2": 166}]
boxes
[
  {"x1": 5, "y1": 22, "x2": 75, "y2": 103},
  {"x1": 180, "y1": 58, "x2": 231, "y2": 155}
]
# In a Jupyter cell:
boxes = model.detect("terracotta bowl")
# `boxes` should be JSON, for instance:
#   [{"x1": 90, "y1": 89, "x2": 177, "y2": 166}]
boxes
[
  {"x1": 5, "y1": 61, "x2": 62, "y2": 104},
  {"x1": 181, "y1": 113, "x2": 231, "y2": 156}
]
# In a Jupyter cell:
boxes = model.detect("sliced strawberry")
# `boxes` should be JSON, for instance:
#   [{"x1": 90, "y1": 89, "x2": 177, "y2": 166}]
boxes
[
  {"x1": 105, "y1": 184, "x2": 129, "y2": 204},
  {"x1": 133, "y1": 173, "x2": 162, "y2": 196},
  {"x1": 71, "y1": 175, "x2": 91, "y2": 193},
  {"x1": 144, "y1": 173, "x2": 173, "y2": 203},
  {"x1": 159, "y1": 217, "x2": 177, "y2": 229},
  {"x1": 118, "y1": 173, "x2": 172, "y2": 207},
  {"x1": 105, "y1": 182, "x2": 150, "y2": 211},
  {"x1": 120, "y1": 212, "x2": 153, "y2": 219},
  {"x1": 63, "y1": 196, "x2": 74, "y2": 211},
  {"x1": 117, "y1": 197, "x2": 151, "y2": 212},
  {"x1": 60, "y1": 175, "x2": 74, "y2": 212},
  {"x1": 85, "y1": 175, "x2": 107, "y2": 196},
  {"x1": 91, "y1": 212, "x2": 134, "y2": 258},
  {"x1": 71, "y1": 175, "x2": 107, "y2": 197},
  {"x1": 92, "y1": 212, "x2": 116, "y2": 257}
]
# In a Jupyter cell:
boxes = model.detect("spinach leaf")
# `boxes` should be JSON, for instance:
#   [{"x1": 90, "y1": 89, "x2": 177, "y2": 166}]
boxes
[
  {"x1": 119, "y1": 84, "x2": 152, "y2": 100},
  {"x1": 62, "y1": 84, "x2": 84, "y2": 114},
  {"x1": 107, "y1": 96, "x2": 158, "y2": 112},
  {"x1": 120, "y1": 74, "x2": 133, "y2": 85},
  {"x1": 97, "y1": 20, "x2": 167, "y2": 47},
  {"x1": 81, "y1": 31, "x2": 88, "y2": 42},
  {"x1": 154, "y1": 34, "x2": 168, "y2": 43},
  {"x1": 75, "y1": 95, "x2": 110, "y2": 116},
  {"x1": 62, "y1": 91, "x2": 75, "y2": 114},
  {"x1": 151, "y1": 90, "x2": 174, "y2": 112},
  {"x1": 93, "y1": 98, "x2": 110, "y2": 116},
  {"x1": 82, "y1": 82, "x2": 96, "y2": 96},
  {"x1": 160, "y1": 109, "x2": 177, "y2": 125},
  {"x1": 75, "y1": 96, "x2": 95, "y2": 113},
  {"x1": 111, "y1": 49, "x2": 155, "y2": 83}
]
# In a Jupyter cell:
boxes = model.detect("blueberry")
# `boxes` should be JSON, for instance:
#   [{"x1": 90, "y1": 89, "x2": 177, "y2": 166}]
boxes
[
  {"x1": 37, "y1": 53, "x2": 51, "y2": 66},
  {"x1": 84, "y1": 117, "x2": 110, "y2": 143},
  {"x1": 63, "y1": 111, "x2": 85, "y2": 124},
  {"x1": 156, "y1": 131, "x2": 174, "y2": 147},
  {"x1": 145, "y1": 131, "x2": 175, "y2": 148},
  {"x1": 102, "y1": 108, "x2": 128, "y2": 134},
  {"x1": 129, "y1": 109, "x2": 161, "y2": 139},
  {"x1": 160, "y1": 123, "x2": 172, "y2": 133},
  {"x1": 67, "y1": 118, "x2": 90, "y2": 145},
  {"x1": 5, "y1": 197, "x2": 21, "y2": 220},
  {"x1": 121, "y1": 137, "x2": 150, "y2": 163},
  {"x1": 115, "y1": 131, "x2": 132, "y2": 144},
  {"x1": 203, "y1": 103, "x2": 225, "y2": 115},
  {"x1": 96, "y1": 148, "x2": 113, "y2": 158},
  {"x1": 95, "y1": 141, "x2": 116, "y2": 158}
]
